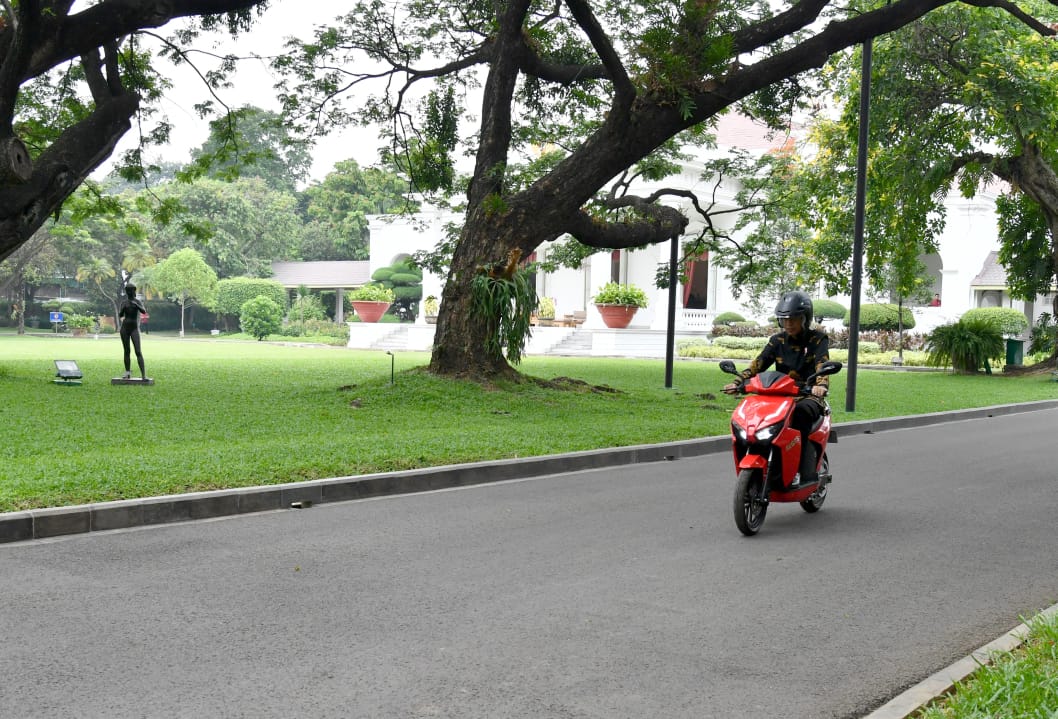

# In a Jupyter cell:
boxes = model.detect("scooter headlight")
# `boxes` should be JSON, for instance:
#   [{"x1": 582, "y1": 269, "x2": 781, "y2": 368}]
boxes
[
  {"x1": 731, "y1": 422, "x2": 748, "y2": 442},
  {"x1": 754, "y1": 422, "x2": 781, "y2": 443}
]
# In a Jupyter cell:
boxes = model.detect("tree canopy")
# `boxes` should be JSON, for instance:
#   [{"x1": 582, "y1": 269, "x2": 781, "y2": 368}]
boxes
[
  {"x1": 274, "y1": 0, "x2": 1058, "y2": 379},
  {"x1": 789, "y1": 2, "x2": 1058, "y2": 310},
  {"x1": 0, "y1": 0, "x2": 270, "y2": 262}
]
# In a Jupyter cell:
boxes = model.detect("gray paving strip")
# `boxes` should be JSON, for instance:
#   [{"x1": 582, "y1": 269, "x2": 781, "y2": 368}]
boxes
[{"x1": 4, "y1": 399, "x2": 1056, "y2": 545}]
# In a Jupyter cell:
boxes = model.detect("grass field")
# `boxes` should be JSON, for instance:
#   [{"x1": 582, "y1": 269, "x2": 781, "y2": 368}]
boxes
[{"x1": 2, "y1": 333, "x2": 1057, "y2": 512}]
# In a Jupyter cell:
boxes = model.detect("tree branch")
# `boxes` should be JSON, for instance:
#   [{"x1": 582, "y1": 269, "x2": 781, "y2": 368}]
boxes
[
  {"x1": 562, "y1": 0, "x2": 633, "y2": 107},
  {"x1": 28, "y1": 0, "x2": 268, "y2": 79},
  {"x1": 566, "y1": 200, "x2": 689, "y2": 249}
]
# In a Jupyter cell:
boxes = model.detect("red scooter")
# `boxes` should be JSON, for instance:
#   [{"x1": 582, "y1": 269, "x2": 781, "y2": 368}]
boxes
[{"x1": 719, "y1": 359, "x2": 843, "y2": 536}]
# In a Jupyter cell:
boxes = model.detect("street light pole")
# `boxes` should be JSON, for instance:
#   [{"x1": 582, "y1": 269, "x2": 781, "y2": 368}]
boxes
[{"x1": 846, "y1": 37, "x2": 872, "y2": 413}]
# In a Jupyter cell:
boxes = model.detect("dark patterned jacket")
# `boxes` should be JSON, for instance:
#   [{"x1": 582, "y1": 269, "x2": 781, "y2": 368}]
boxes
[{"x1": 739, "y1": 327, "x2": 831, "y2": 402}]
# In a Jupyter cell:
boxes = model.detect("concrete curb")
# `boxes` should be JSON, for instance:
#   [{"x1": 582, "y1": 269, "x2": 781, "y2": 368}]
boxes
[
  {"x1": 862, "y1": 600, "x2": 1058, "y2": 719},
  {"x1": 2, "y1": 399, "x2": 1057, "y2": 545}
]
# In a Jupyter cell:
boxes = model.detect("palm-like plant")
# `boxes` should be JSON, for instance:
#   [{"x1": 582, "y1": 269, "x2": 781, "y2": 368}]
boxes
[{"x1": 926, "y1": 317, "x2": 1005, "y2": 374}]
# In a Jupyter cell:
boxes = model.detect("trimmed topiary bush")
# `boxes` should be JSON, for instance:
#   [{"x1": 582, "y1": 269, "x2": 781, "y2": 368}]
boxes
[
  {"x1": 217, "y1": 278, "x2": 287, "y2": 316},
  {"x1": 713, "y1": 311, "x2": 745, "y2": 325},
  {"x1": 961, "y1": 307, "x2": 1028, "y2": 337},
  {"x1": 844, "y1": 303, "x2": 916, "y2": 331},
  {"x1": 813, "y1": 299, "x2": 847, "y2": 321},
  {"x1": 240, "y1": 296, "x2": 283, "y2": 340}
]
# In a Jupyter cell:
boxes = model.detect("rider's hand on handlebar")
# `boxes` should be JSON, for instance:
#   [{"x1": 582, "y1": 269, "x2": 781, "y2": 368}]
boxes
[
  {"x1": 723, "y1": 381, "x2": 743, "y2": 395},
  {"x1": 810, "y1": 385, "x2": 828, "y2": 398}
]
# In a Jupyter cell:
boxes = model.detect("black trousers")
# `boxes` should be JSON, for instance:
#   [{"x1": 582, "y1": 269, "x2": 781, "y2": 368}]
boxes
[{"x1": 791, "y1": 398, "x2": 823, "y2": 474}]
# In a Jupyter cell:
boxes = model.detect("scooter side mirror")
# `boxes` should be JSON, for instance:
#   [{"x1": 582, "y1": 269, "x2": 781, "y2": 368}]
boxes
[
  {"x1": 718, "y1": 360, "x2": 738, "y2": 376},
  {"x1": 818, "y1": 361, "x2": 843, "y2": 376}
]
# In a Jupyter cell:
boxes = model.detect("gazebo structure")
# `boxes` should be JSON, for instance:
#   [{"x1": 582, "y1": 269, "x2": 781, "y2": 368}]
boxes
[{"x1": 269, "y1": 261, "x2": 372, "y2": 323}]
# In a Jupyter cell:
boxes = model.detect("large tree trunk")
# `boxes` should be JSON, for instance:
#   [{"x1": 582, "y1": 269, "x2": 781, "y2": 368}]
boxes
[{"x1": 429, "y1": 212, "x2": 538, "y2": 379}]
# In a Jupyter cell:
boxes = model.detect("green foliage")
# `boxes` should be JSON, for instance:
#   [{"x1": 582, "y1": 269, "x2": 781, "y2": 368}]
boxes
[
  {"x1": 423, "y1": 296, "x2": 440, "y2": 316},
  {"x1": 813, "y1": 299, "x2": 847, "y2": 321},
  {"x1": 1029, "y1": 312, "x2": 1057, "y2": 356},
  {"x1": 288, "y1": 293, "x2": 329, "y2": 322},
  {"x1": 962, "y1": 307, "x2": 1029, "y2": 337},
  {"x1": 153, "y1": 248, "x2": 219, "y2": 309},
  {"x1": 239, "y1": 296, "x2": 283, "y2": 341},
  {"x1": 713, "y1": 311, "x2": 745, "y2": 325},
  {"x1": 927, "y1": 317, "x2": 1006, "y2": 373},
  {"x1": 149, "y1": 178, "x2": 301, "y2": 278},
  {"x1": 216, "y1": 278, "x2": 287, "y2": 317},
  {"x1": 65, "y1": 314, "x2": 96, "y2": 330},
  {"x1": 845, "y1": 303, "x2": 916, "y2": 331},
  {"x1": 183, "y1": 106, "x2": 313, "y2": 193},
  {"x1": 471, "y1": 268, "x2": 537, "y2": 365},
  {"x1": 349, "y1": 283, "x2": 395, "y2": 302},
  {"x1": 712, "y1": 335, "x2": 769, "y2": 351},
  {"x1": 299, "y1": 159, "x2": 417, "y2": 262},
  {"x1": 537, "y1": 297, "x2": 556, "y2": 320},
  {"x1": 592, "y1": 282, "x2": 649, "y2": 308}
]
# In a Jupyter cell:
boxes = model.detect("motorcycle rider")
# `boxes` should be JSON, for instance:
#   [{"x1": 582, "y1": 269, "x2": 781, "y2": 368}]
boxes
[{"x1": 723, "y1": 290, "x2": 830, "y2": 484}]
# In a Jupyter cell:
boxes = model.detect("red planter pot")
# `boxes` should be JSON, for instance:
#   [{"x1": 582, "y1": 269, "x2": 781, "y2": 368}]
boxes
[
  {"x1": 351, "y1": 301, "x2": 391, "y2": 323},
  {"x1": 595, "y1": 304, "x2": 639, "y2": 329}
]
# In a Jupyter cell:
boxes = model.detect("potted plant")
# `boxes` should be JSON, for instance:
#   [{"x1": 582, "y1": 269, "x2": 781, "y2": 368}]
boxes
[
  {"x1": 349, "y1": 283, "x2": 395, "y2": 323},
  {"x1": 536, "y1": 297, "x2": 556, "y2": 326},
  {"x1": 592, "y1": 282, "x2": 649, "y2": 328},
  {"x1": 423, "y1": 295, "x2": 439, "y2": 324},
  {"x1": 66, "y1": 313, "x2": 95, "y2": 337}
]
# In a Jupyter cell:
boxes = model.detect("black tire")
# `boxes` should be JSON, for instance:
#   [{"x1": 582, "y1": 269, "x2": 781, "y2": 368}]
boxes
[
  {"x1": 734, "y1": 468, "x2": 768, "y2": 536},
  {"x1": 800, "y1": 454, "x2": 830, "y2": 513}
]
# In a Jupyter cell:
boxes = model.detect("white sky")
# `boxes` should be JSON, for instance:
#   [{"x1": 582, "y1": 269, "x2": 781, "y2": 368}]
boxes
[{"x1": 99, "y1": 0, "x2": 384, "y2": 185}]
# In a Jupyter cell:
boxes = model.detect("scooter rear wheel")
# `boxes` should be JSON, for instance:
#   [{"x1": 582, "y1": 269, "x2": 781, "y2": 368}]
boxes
[
  {"x1": 800, "y1": 454, "x2": 829, "y2": 513},
  {"x1": 734, "y1": 468, "x2": 768, "y2": 536}
]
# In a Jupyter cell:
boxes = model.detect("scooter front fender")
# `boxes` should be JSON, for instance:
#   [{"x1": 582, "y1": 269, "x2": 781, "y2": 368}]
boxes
[{"x1": 737, "y1": 454, "x2": 768, "y2": 471}]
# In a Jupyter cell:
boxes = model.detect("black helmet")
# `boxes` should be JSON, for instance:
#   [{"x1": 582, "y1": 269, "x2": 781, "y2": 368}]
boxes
[{"x1": 775, "y1": 291, "x2": 813, "y2": 327}]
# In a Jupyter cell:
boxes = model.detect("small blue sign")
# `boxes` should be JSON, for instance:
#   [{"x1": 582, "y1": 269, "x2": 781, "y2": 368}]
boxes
[{"x1": 49, "y1": 311, "x2": 64, "y2": 322}]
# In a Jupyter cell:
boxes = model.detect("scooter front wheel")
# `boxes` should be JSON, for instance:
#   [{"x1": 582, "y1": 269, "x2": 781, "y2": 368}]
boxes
[{"x1": 734, "y1": 468, "x2": 768, "y2": 536}]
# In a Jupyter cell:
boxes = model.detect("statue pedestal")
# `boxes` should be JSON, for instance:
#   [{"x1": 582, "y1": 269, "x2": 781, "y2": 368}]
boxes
[{"x1": 111, "y1": 377, "x2": 155, "y2": 386}]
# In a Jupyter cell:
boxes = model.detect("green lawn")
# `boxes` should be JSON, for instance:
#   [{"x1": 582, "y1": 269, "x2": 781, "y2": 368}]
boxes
[{"x1": 2, "y1": 333, "x2": 1056, "y2": 512}]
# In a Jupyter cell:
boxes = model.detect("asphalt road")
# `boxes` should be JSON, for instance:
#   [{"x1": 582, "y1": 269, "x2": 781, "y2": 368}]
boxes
[{"x1": 2, "y1": 409, "x2": 1057, "y2": 719}]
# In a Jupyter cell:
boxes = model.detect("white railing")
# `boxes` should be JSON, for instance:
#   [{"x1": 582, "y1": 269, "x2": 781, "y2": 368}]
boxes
[{"x1": 679, "y1": 309, "x2": 712, "y2": 329}]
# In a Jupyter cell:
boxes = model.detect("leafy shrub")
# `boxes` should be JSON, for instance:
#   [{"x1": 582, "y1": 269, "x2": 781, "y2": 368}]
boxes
[
  {"x1": 813, "y1": 299, "x2": 847, "y2": 321},
  {"x1": 961, "y1": 307, "x2": 1029, "y2": 336},
  {"x1": 373, "y1": 260, "x2": 423, "y2": 319},
  {"x1": 287, "y1": 293, "x2": 328, "y2": 322},
  {"x1": 423, "y1": 296, "x2": 439, "y2": 316},
  {"x1": 712, "y1": 335, "x2": 769, "y2": 350},
  {"x1": 713, "y1": 311, "x2": 745, "y2": 325},
  {"x1": 844, "y1": 303, "x2": 916, "y2": 331},
  {"x1": 710, "y1": 322, "x2": 772, "y2": 338},
  {"x1": 66, "y1": 313, "x2": 95, "y2": 330},
  {"x1": 349, "y1": 283, "x2": 395, "y2": 302},
  {"x1": 537, "y1": 296, "x2": 556, "y2": 319},
  {"x1": 1029, "y1": 312, "x2": 1056, "y2": 356},
  {"x1": 926, "y1": 317, "x2": 1005, "y2": 373},
  {"x1": 240, "y1": 296, "x2": 283, "y2": 340},
  {"x1": 592, "y1": 282, "x2": 648, "y2": 307},
  {"x1": 280, "y1": 319, "x2": 350, "y2": 344}
]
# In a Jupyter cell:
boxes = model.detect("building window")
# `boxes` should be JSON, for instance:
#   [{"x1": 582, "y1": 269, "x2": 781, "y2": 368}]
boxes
[{"x1": 684, "y1": 254, "x2": 709, "y2": 309}]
